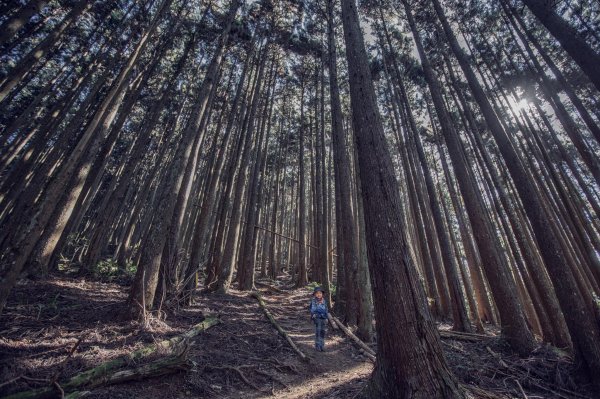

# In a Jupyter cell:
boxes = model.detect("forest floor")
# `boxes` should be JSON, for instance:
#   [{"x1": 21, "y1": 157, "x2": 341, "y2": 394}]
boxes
[{"x1": 0, "y1": 275, "x2": 597, "y2": 399}]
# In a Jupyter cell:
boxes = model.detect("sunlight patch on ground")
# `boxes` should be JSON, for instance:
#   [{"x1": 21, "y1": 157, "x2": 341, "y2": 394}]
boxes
[{"x1": 259, "y1": 363, "x2": 372, "y2": 399}]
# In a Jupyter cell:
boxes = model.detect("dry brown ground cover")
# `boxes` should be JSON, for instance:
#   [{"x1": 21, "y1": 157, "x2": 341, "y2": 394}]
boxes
[{"x1": 0, "y1": 276, "x2": 596, "y2": 398}]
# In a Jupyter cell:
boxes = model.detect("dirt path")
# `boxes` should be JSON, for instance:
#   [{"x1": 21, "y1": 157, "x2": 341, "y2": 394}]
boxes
[
  {"x1": 2, "y1": 277, "x2": 595, "y2": 398},
  {"x1": 0, "y1": 277, "x2": 373, "y2": 399},
  {"x1": 257, "y1": 288, "x2": 373, "y2": 398},
  {"x1": 179, "y1": 285, "x2": 373, "y2": 399}
]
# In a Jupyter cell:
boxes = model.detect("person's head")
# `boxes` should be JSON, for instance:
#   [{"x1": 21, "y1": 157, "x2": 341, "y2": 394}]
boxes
[{"x1": 313, "y1": 286, "x2": 324, "y2": 299}]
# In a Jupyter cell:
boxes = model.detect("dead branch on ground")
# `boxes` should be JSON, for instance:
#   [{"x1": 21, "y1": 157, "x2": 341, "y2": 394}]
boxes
[
  {"x1": 205, "y1": 365, "x2": 268, "y2": 393},
  {"x1": 2, "y1": 316, "x2": 219, "y2": 399},
  {"x1": 330, "y1": 315, "x2": 376, "y2": 362},
  {"x1": 250, "y1": 292, "x2": 310, "y2": 363}
]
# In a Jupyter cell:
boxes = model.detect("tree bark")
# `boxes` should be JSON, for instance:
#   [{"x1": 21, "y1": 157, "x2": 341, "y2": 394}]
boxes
[
  {"x1": 433, "y1": 0, "x2": 600, "y2": 377},
  {"x1": 520, "y1": 0, "x2": 600, "y2": 92},
  {"x1": 338, "y1": 0, "x2": 466, "y2": 397},
  {"x1": 325, "y1": 0, "x2": 360, "y2": 324},
  {"x1": 403, "y1": 0, "x2": 535, "y2": 356},
  {"x1": 127, "y1": 0, "x2": 239, "y2": 317}
]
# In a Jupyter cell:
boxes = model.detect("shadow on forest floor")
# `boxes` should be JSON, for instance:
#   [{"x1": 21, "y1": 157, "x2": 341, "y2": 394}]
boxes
[{"x1": 0, "y1": 275, "x2": 597, "y2": 399}]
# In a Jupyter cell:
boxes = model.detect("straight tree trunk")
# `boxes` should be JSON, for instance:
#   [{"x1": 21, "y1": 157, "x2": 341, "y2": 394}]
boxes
[
  {"x1": 214, "y1": 42, "x2": 269, "y2": 293},
  {"x1": 338, "y1": 0, "x2": 466, "y2": 397},
  {"x1": 501, "y1": 1, "x2": 600, "y2": 144},
  {"x1": 83, "y1": 30, "x2": 195, "y2": 269},
  {"x1": 187, "y1": 46, "x2": 254, "y2": 280},
  {"x1": 326, "y1": 0, "x2": 360, "y2": 324},
  {"x1": 0, "y1": 0, "x2": 174, "y2": 316},
  {"x1": 239, "y1": 52, "x2": 276, "y2": 291},
  {"x1": 0, "y1": 1, "x2": 91, "y2": 102},
  {"x1": 295, "y1": 75, "x2": 308, "y2": 288}
]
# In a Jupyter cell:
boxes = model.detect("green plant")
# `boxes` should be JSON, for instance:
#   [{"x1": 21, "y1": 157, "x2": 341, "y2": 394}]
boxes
[
  {"x1": 94, "y1": 258, "x2": 120, "y2": 278},
  {"x1": 124, "y1": 261, "x2": 137, "y2": 277},
  {"x1": 93, "y1": 258, "x2": 137, "y2": 282}
]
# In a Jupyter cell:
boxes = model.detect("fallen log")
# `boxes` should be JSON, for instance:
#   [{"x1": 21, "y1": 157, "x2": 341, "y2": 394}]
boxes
[
  {"x1": 326, "y1": 313, "x2": 338, "y2": 331},
  {"x1": 251, "y1": 292, "x2": 310, "y2": 363},
  {"x1": 92, "y1": 351, "x2": 192, "y2": 387},
  {"x1": 2, "y1": 316, "x2": 219, "y2": 399},
  {"x1": 329, "y1": 315, "x2": 376, "y2": 362}
]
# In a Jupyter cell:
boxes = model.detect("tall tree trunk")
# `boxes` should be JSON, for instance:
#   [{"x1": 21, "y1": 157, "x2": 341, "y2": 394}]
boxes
[
  {"x1": 0, "y1": 1, "x2": 91, "y2": 102},
  {"x1": 239, "y1": 52, "x2": 276, "y2": 291},
  {"x1": 295, "y1": 74, "x2": 308, "y2": 288},
  {"x1": 214, "y1": 41, "x2": 269, "y2": 293},
  {"x1": 339, "y1": 0, "x2": 465, "y2": 397},
  {"x1": 0, "y1": 0, "x2": 174, "y2": 316},
  {"x1": 83, "y1": 30, "x2": 195, "y2": 270},
  {"x1": 187, "y1": 46, "x2": 253, "y2": 282},
  {"x1": 501, "y1": 0, "x2": 600, "y2": 144},
  {"x1": 326, "y1": 0, "x2": 360, "y2": 324}
]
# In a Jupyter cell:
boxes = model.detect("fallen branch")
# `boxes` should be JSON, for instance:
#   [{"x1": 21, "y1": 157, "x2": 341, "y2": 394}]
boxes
[
  {"x1": 52, "y1": 335, "x2": 87, "y2": 386},
  {"x1": 255, "y1": 280, "x2": 286, "y2": 294},
  {"x1": 326, "y1": 313, "x2": 338, "y2": 331},
  {"x1": 2, "y1": 316, "x2": 220, "y2": 399},
  {"x1": 205, "y1": 365, "x2": 268, "y2": 393},
  {"x1": 486, "y1": 346, "x2": 509, "y2": 368},
  {"x1": 250, "y1": 292, "x2": 310, "y2": 363},
  {"x1": 439, "y1": 329, "x2": 493, "y2": 342},
  {"x1": 330, "y1": 315, "x2": 376, "y2": 362}
]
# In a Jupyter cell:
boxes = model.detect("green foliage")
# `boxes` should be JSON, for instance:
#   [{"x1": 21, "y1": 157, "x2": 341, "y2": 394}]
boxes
[
  {"x1": 57, "y1": 232, "x2": 89, "y2": 273},
  {"x1": 93, "y1": 259, "x2": 137, "y2": 282},
  {"x1": 94, "y1": 259, "x2": 119, "y2": 279}
]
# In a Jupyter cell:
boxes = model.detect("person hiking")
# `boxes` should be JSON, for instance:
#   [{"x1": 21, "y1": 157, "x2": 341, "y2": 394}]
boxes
[{"x1": 309, "y1": 286, "x2": 328, "y2": 351}]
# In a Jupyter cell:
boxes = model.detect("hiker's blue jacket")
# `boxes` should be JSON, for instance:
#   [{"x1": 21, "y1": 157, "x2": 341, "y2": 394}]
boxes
[{"x1": 310, "y1": 298, "x2": 328, "y2": 319}]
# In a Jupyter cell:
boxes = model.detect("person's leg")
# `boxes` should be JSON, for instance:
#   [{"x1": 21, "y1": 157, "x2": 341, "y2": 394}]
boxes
[
  {"x1": 317, "y1": 318, "x2": 326, "y2": 350},
  {"x1": 314, "y1": 319, "x2": 320, "y2": 350}
]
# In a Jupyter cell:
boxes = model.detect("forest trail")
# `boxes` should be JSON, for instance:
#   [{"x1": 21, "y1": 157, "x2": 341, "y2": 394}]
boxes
[
  {"x1": 1, "y1": 276, "x2": 596, "y2": 398},
  {"x1": 0, "y1": 276, "x2": 373, "y2": 399},
  {"x1": 256, "y1": 287, "x2": 373, "y2": 398}
]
